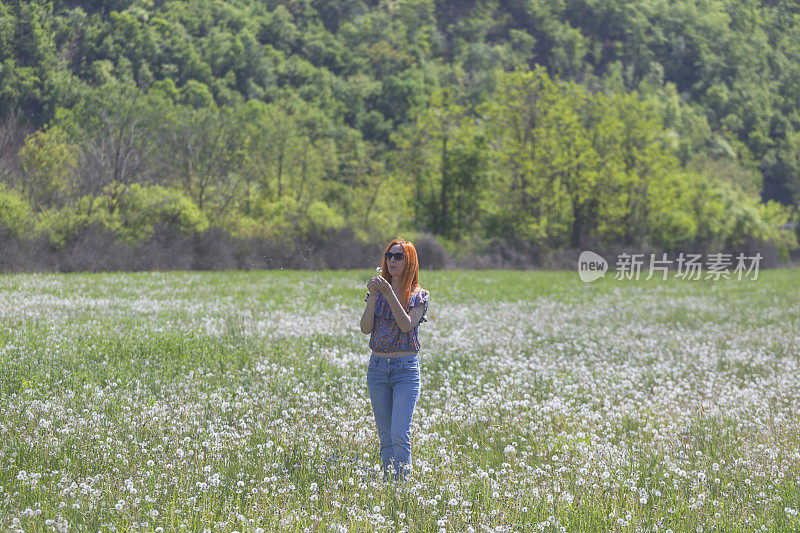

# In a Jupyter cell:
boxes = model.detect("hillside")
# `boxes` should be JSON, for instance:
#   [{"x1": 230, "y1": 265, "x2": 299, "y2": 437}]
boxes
[{"x1": 0, "y1": 0, "x2": 798, "y2": 267}]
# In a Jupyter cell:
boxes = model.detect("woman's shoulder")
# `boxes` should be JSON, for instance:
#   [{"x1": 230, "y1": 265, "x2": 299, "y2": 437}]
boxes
[{"x1": 411, "y1": 286, "x2": 430, "y2": 302}]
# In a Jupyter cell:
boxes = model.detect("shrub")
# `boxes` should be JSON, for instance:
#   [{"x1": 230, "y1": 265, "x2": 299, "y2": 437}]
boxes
[
  {"x1": 0, "y1": 184, "x2": 34, "y2": 239},
  {"x1": 114, "y1": 185, "x2": 208, "y2": 244}
]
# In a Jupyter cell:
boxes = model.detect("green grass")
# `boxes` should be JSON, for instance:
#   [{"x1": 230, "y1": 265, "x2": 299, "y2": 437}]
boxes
[{"x1": 0, "y1": 269, "x2": 799, "y2": 531}]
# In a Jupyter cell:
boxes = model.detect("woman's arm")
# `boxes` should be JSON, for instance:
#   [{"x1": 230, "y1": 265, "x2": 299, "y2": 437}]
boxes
[
  {"x1": 360, "y1": 292, "x2": 376, "y2": 334},
  {"x1": 383, "y1": 290, "x2": 413, "y2": 333}
]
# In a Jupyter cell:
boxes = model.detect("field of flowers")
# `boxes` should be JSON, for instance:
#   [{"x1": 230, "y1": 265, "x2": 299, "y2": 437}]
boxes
[{"x1": 1, "y1": 269, "x2": 799, "y2": 532}]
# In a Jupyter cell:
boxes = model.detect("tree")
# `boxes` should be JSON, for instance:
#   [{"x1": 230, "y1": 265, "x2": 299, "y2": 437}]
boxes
[
  {"x1": 0, "y1": 110, "x2": 34, "y2": 186},
  {"x1": 18, "y1": 126, "x2": 77, "y2": 209},
  {"x1": 65, "y1": 85, "x2": 156, "y2": 214},
  {"x1": 159, "y1": 104, "x2": 242, "y2": 212},
  {"x1": 397, "y1": 85, "x2": 489, "y2": 241},
  {"x1": 480, "y1": 67, "x2": 569, "y2": 244}
]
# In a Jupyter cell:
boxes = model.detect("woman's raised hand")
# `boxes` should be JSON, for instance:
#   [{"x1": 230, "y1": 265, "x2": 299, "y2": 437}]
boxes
[
  {"x1": 366, "y1": 277, "x2": 378, "y2": 294},
  {"x1": 367, "y1": 276, "x2": 391, "y2": 296},
  {"x1": 372, "y1": 276, "x2": 392, "y2": 296}
]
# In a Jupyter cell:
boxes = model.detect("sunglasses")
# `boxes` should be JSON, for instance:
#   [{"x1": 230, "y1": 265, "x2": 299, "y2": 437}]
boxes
[{"x1": 384, "y1": 251, "x2": 405, "y2": 261}]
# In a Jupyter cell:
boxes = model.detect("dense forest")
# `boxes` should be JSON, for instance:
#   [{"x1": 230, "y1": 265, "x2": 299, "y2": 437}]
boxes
[{"x1": 1, "y1": 0, "x2": 799, "y2": 269}]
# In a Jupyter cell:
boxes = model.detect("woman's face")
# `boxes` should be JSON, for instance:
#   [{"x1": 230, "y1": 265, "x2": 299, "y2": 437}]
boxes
[{"x1": 386, "y1": 244, "x2": 406, "y2": 278}]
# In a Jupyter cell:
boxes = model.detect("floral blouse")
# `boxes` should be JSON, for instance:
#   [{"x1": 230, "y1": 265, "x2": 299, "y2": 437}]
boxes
[{"x1": 365, "y1": 288, "x2": 430, "y2": 352}]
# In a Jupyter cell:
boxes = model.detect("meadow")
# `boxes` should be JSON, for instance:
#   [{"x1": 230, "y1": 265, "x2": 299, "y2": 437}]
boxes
[{"x1": 1, "y1": 269, "x2": 799, "y2": 532}]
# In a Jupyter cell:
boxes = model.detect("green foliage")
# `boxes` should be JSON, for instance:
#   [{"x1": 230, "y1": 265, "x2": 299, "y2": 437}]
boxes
[
  {"x1": 757, "y1": 201, "x2": 798, "y2": 262},
  {"x1": 211, "y1": 211, "x2": 268, "y2": 241},
  {"x1": 303, "y1": 200, "x2": 345, "y2": 237},
  {"x1": 398, "y1": 84, "x2": 491, "y2": 242},
  {"x1": 249, "y1": 195, "x2": 300, "y2": 245},
  {"x1": 0, "y1": 0, "x2": 798, "y2": 259},
  {"x1": 652, "y1": 210, "x2": 698, "y2": 250},
  {"x1": 646, "y1": 171, "x2": 700, "y2": 250},
  {"x1": 17, "y1": 126, "x2": 76, "y2": 209},
  {"x1": 474, "y1": 67, "x2": 688, "y2": 249},
  {"x1": 0, "y1": 184, "x2": 34, "y2": 238},
  {"x1": 34, "y1": 196, "x2": 109, "y2": 247},
  {"x1": 111, "y1": 184, "x2": 209, "y2": 244},
  {"x1": 181, "y1": 79, "x2": 214, "y2": 108}
]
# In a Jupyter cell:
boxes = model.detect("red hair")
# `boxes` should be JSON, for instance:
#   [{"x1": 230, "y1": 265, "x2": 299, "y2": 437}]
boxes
[{"x1": 381, "y1": 238, "x2": 423, "y2": 309}]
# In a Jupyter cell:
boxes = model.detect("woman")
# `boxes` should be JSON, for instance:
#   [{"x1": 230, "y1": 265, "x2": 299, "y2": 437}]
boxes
[{"x1": 360, "y1": 238, "x2": 430, "y2": 482}]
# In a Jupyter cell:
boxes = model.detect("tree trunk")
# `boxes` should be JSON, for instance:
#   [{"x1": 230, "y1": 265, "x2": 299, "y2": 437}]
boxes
[
  {"x1": 439, "y1": 134, "x2": 449, "y2": 237},
  {"x1": 277, "y1": 147, "x2": 284, "y2": 199}
]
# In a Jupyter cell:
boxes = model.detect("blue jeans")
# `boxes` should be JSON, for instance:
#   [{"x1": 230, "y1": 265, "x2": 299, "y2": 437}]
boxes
[{"x1": 366, "y1": 353, "x2": 421, "y2": 481}]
